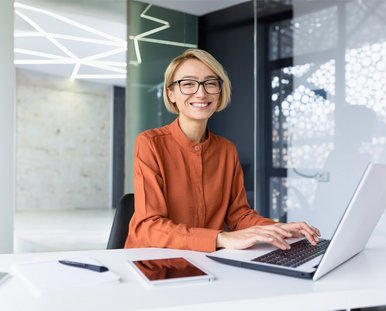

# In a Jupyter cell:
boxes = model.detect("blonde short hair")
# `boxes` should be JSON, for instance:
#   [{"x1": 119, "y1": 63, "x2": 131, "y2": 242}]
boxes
[{"x1": 163, "y1": 49, "x2": 231, "y2": 114}]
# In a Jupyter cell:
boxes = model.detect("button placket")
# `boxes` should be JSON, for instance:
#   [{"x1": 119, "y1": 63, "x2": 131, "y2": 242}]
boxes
[{"x1": 191, "y1": 146, "x2": 205, "y2": 226}]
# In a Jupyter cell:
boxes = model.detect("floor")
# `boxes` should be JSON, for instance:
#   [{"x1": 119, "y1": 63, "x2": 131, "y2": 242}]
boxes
[{"x1": 14, "y1": 208, "x2": 116, "y2": 253}]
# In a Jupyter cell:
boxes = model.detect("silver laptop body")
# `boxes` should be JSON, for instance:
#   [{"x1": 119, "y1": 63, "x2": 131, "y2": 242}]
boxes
[{"x1": 207, "y1": 162, "x2": 386, "y2": 280}]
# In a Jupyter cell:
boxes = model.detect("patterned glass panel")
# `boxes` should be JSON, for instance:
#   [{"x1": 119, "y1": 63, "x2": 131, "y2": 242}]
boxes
[
  {"x1": 292, "y1": 5, "x2": 338, "y2": 56},
  {"x1": 271, "y1": 63, "x2": 335, "y2": 170},
  {"x1": 269, "y1": 19, "x2": 293, "y2": 61},
  {"x1": 271, "y1": 67, "x2": 292, "y2": 168},
  {"x1": 270, "y1": 177, "x2": 288, "y2": 221}
]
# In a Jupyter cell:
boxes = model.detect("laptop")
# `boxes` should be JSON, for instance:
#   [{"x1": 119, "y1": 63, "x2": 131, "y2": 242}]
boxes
[{"x1": 207, "y1": 162, "x2": 386, "y2": 280}]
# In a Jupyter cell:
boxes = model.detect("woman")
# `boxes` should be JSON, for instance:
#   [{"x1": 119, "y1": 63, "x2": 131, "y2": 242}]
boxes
[{"x1": 125, "y1": 49, "x2": 320, "y2": 252}]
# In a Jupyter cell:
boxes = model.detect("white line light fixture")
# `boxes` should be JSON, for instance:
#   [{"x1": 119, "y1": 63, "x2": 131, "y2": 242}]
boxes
[{"x1": 14, "y1": 2, "x2": 197, "y2": 82}]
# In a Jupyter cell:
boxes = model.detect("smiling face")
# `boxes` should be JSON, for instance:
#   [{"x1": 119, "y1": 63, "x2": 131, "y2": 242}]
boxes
[{"x1": 167, "y1": 59, "x2": 220, "y2": 124}]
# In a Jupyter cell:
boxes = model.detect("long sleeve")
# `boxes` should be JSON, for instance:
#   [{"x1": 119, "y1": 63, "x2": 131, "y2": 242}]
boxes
[
  {"x1": 124, "y1": 118, "x2": 275, "y2": 252},
  {"x1": 125, "y1": 131, "x2": 220, "y2": 252}
]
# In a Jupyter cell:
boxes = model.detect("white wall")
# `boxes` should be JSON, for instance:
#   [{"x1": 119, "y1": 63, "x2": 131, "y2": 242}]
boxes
[
  {"x1": 287, "y1": 1, "x2": 386, "y2": 237},
  {"x1": 0, "y1": 0, "x2": 15, "y2": 253},
  {"x1": 16, "y1": 69, "x2": 112, "y2": 210}
]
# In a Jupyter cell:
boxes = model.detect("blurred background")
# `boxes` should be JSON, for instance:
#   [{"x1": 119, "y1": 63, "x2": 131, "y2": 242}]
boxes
[{"x1": 1, "y1": 0, "x2": 386, "y2": 253}]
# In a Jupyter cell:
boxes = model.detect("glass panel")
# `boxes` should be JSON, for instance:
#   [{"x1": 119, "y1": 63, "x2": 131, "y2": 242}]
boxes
[
  {"x1": 271, "y1": 67, "x2": 292, "y2": 168},
  {"x1": 126, "y1": 2, "x2": 198, "y2": 133},
  {"x1": 287, "y1": 0, "x2": 386, "y2": 238},
  {"x1": 293, "y1": 5, "x2": 338, "y2": 56},
  {"x1": 270, "y1": 176, "x2": 319, "y2": 222},
  {"x1": 270, "y1": 177, "x2": 288, "y2": 221},
  {"x1": 125, "y1": 2, "x2": 198, "y2": 192},
  {"x1": 270, "y1": 59, "x2": 335, "y2": 220},
  {"x1": 284, "y1": 61, "x2": 335, "y2": 170},
  {"x1": 269, "y1": 19, "x2": 293, "y2": 61},
  {"x1": 268, "y1": 6, "x2": 338, "y2": 221}
]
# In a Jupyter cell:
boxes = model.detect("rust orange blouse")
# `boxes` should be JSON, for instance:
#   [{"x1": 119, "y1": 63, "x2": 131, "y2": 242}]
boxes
[{"x1": 124, "y1": 118, "x2": 275, "y2": 252}]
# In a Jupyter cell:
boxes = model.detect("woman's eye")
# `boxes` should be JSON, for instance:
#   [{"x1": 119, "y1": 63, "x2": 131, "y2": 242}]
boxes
[{"x1": 181, "y1": 82, "x2": 196, "y2": 87}]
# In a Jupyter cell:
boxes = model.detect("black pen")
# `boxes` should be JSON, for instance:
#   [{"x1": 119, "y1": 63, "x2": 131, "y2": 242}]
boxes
[{"x1": 58, "y1": 260, "x2": 109, "y2": 272}]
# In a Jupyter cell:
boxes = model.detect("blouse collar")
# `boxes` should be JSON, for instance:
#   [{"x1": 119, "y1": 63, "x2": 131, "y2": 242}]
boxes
[{"x1": 169, "y1": 118, "x2": 211, "y2": 153}]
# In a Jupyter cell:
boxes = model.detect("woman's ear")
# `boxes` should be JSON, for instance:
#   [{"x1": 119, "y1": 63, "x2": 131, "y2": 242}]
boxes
[{"x1": 167, "y1": 88, "x2": 175, "y2": 103}]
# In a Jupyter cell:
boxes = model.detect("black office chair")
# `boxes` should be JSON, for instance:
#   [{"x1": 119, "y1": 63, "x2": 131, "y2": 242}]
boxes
[{"x1": 107, "y1": 193, "x2": 135, "y2": 249}]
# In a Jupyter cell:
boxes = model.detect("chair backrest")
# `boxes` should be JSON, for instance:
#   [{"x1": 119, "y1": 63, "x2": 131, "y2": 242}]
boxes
[{"x1": 107, "y1": 193, "x2": 134, "y2": 249}]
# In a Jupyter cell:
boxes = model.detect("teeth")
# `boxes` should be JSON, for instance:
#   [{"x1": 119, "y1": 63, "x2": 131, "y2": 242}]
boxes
[{"x1": 191, "y1": 103, "x2": 209, "y2": 107}]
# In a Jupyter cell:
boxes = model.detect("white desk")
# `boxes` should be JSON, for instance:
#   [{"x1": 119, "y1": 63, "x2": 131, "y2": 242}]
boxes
[{"x1": 1, "y1": 219, "x2": 386, "y2": 311}]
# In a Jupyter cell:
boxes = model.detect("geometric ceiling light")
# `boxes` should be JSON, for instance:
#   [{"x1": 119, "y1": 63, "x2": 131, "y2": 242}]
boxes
[
  {"x1": 14, "y1": 2, "x2": 197, "y2": 82},
  {"x1": 14, "y1": 2, "x2": 127, "y2": 81}
]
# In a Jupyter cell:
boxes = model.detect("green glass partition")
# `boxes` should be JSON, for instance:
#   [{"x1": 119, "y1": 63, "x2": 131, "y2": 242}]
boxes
[{"x1": 125, "y1": 2, "x2": 198, "y2": 192}]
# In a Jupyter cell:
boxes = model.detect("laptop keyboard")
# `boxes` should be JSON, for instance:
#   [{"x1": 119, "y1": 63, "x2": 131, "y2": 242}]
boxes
[{"x1": 251, "y1": 239, "x2": 330, "y2": 268}]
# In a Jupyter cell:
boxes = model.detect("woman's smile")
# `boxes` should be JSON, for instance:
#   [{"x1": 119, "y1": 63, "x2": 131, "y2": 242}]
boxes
[{"x1": 190, "y1": 101, "x2": 211, "y2": 108}]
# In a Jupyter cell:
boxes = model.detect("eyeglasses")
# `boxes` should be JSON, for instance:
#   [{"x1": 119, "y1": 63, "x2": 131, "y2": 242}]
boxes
[{"x1": 169, "y1": 79, "x2": 223, "y2": 95}]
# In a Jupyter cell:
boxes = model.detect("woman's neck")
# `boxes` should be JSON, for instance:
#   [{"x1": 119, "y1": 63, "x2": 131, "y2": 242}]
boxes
[{"x1": 178, "y1": 117, "x2": 207, "y2": 143}]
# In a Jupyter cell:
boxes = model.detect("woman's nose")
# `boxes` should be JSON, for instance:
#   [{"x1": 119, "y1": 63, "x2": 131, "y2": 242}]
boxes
[{"x1": 195, "y1": 83, "x2": 207, "y2": 96}]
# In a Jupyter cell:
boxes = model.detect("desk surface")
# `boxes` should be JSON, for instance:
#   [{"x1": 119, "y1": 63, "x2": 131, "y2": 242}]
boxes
[{"x1": 1, "y1": 218, "x2": 386, "y2": 311}]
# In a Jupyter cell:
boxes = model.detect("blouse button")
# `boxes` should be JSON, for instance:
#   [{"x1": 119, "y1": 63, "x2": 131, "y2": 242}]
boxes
[{"x1": 194, "y1": 145, "x2": 201, "y2": 151}]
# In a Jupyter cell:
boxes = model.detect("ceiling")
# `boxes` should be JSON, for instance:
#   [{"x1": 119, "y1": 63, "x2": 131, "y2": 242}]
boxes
[
  {"x1": 14, "y1": 0, "x2": 250, "y2": 87},
  {"x1": 141, "y1": 0, "x2": 250, "y2": 16}
]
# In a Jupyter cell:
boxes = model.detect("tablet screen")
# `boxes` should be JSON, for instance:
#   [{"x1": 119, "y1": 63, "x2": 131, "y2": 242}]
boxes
[{"x1": 130, "y1": 257, "x2": 214, "y2": 284}]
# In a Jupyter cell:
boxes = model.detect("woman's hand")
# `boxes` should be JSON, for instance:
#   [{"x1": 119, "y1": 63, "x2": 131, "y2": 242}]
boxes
[
  {"x1": 276, "y1": 222, "x2": 321, "y2": 245},
  {"x1": 216, "y1": 222, "x2": 320, "y2": 250}
]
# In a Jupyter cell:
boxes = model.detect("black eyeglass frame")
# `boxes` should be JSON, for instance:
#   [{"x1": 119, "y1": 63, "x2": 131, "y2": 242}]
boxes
[{"x1": 168, "y1": 78, "x2": 223, "y2": 95}]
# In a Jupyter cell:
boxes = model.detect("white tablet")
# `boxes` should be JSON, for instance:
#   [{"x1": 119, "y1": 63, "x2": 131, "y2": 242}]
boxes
[{"x1": 128, "y1": 257, "x2": 215, "y2": 286}]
